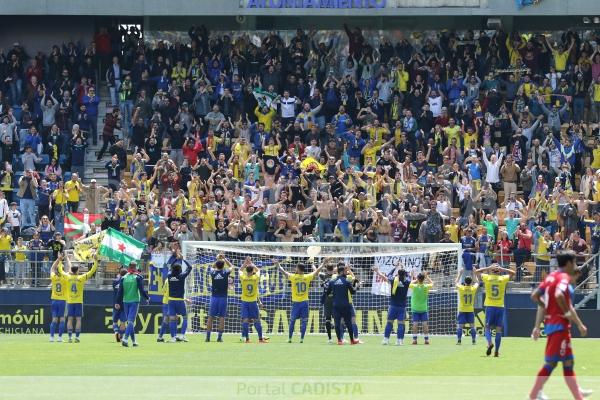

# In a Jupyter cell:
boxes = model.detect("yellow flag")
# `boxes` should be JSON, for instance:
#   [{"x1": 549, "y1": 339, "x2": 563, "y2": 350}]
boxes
[
  {"x1": 73, "y1": 231, "x2": 105, "y2": 262},
  {"x1": 300, "y1": 156, "x2": 326, "y2": 172}
]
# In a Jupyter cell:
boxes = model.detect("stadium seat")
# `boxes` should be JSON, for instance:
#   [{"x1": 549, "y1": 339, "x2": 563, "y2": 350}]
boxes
[{"x1": 39, "y1": 154, "x2": 50, "y2": 166}]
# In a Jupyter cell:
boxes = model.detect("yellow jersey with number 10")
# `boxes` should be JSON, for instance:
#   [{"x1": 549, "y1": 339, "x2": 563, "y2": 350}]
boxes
[
  {"x1": 457, "y1": 283, "x2": 479, "y2": 313},
  {"x1": 289, "y1": 272, "x2": 316, "y2": 302},
  {"x1": 482, "y1": 274, "x2": 510, "y2": 308}
]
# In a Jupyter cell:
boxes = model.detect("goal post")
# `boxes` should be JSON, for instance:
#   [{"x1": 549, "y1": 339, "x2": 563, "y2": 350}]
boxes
[{"x1": 181, "y1": 242, "x2": 463, "y2": 336}]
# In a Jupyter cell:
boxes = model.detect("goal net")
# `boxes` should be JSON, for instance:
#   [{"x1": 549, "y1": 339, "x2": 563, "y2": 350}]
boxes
[{"x1": 182, "y1": 242, "x2": 462, "y2": 336}]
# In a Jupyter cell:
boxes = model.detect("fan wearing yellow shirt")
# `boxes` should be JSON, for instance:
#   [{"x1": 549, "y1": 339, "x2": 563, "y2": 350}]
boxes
[
  {"x1": 64, "y1": 173, "x2": 83, "y2": 213},
  {"x1": 57, "y1": 253, "x2": 99, "y2": 343},
  {"x1": 199, "y1": 205, "x2": 216, "y2": 241},
  {"x1": 239, "y1": 257, "x2": 268, "y2": 343},
  {"x1": 455, "y1": 270, "x2": 479, "y2": 345},
  {"x1": 445, "y1": 217, "x2": 459, "y2": 242},
  {"x1": 361, "y1": 139, "x2": 382, "y2": 161},
  {"x1": 278, "y1": 261, "x2": 324, "y2": 343},
  {"x1": 534, "y1": 227, "x2": 552, "y2": 282},
  {"x1": 477, "y1": 264, "x2": 515, "y2": 357},
  {"x1": 49, "y1": 254, "x2": 70, "y2": 342},
  {"x1": 443, "y1": 120, "x2": 462, "y2": 150},
  {"x1": 545, "y1": 36, "x2": 574, "y2": 72},
  {"x1": 232, "y1": 137, "x2": 251, "y2": 161}
]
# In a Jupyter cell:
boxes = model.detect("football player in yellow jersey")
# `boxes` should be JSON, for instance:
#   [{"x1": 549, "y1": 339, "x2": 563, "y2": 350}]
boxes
[
  {"x1": 455, "y1": 269, "x2": 479, "y2": 345},
  {"x1": 156, "y1": 273, "x2": 170, "y2": 342},
  {"x1": 477, "y1": 264, "x2": 515, "y2": 357},
  {"x1": 49, "y1": 254, "x2": 70, "y2": 342},
  {"x1": 239, "y1": 257, "x2": 268, "y2": 343},
  {"x1": 57, "y1": 253, "x2": 99, "y2": 343},
  {"x1": 278, "y1": 261, "x2": 324, "y2": 343}
]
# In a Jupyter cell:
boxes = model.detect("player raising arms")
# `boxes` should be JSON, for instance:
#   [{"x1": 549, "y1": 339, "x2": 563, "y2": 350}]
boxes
[
  {"x1": 373, "y1": 263, "x2": 411, "y2": 346},
  {"x1": 278, "y1": 260, "x2": 324, "y2": 343},
  {"x1": 343, "y1": 262, "x2": 363, "y2": 343},
  {"x1": 326, "y1": 264, "x2": 361, "y2": 345},
  {"x1": 115, "y1": 262, "x2": 149, "y2": 347},
  {"x1": 409, "y1": 272, "x2": 433, "y2": 345},
  {"x1": 112, "y1": 268, "x2": 127, "y2": 342},
  {"x1": 156, "y1": 272, "x2": 170, "y2": 342},
  {"x1": 167, "y1": 248, "x2": 193, "y2": 343},
  {"x1": 455, "y1": 269, "x2": 479, "y2": 345},
  {"x1": 206, "y1": 254, "x2": 234, "y2": 342},
  {"x1": 57, "y1": 253, "x2": 99, "y2": 343},
  {"x1": 239, "y1": 256, "x2": 268, "y2": 343},
  {"x1": 528, "y1": 251, "x2": 592, "y2": 400},
  {"x1": 49, "y1": 254, "x2": 69, "y2": 342},
  {"x1": 476, "y1": 263, "x2": 515, "y2": 357},
  {"x1": 319, "y1": 262, "x2": 336, "y2": 344}
]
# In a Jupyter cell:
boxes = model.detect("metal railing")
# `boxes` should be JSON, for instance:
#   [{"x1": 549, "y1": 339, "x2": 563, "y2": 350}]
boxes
[
  {"x1": 574, "y1": 253, "x2": 600, "y2": 310},
  {"x1": 0, "y1": 249, "x2": 135, "y2": 289}
]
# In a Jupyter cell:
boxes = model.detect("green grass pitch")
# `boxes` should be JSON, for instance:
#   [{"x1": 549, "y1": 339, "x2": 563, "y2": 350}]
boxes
[{"x1": 1, "y1": 334, "x2": 599, "y2": 400}]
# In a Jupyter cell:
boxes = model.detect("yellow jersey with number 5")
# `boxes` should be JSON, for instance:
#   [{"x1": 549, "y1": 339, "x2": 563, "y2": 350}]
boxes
[
  {"x1": 239, "y1": 270, "x2": 259, "y2": 302},
  {"x1": 482, "y1": 274, "x2": 509, "y2": 308},
  {"x1": 457, "y1": 283, "x2": 479, "y2": 313},
  {"x1": 289, "y1": 272, "x2": 315, "y2": 302}
]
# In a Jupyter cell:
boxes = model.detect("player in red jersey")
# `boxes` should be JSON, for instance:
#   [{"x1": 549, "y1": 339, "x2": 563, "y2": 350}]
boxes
[{"x1": 528, "y1": 251, "x2": 591, "y2": 400}]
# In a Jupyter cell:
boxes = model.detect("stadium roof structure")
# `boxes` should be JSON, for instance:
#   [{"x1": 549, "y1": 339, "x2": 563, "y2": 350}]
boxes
[{"x1": 0, "y1": 0, "x2": 593, "y2": 16}]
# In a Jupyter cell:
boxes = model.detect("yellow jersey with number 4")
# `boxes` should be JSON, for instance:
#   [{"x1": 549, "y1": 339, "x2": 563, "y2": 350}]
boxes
[
  {"x1": 482, "y1": 274, "x2": 510, "y2": 308},
  {"x1": 239, "y1": 271, "x2": 259, "y2": 302},
  {"x1": 457, "y1": 283, "x2": 479, "y2": 313},
  {"x1": 57, "y1": 260, "x2": 98, "y2": 304},
  {"x1": 288, "y1": 272, "x2": 316, "y2": 302}
]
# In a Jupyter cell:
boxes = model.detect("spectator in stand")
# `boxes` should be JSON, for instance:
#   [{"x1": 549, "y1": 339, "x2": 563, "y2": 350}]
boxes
[
  {"x1": 0, "y1": 26, "x2": 597, "y2": 289},
  {"x1": 82, "y1": 86, "x2": 100, "y2": 145}
]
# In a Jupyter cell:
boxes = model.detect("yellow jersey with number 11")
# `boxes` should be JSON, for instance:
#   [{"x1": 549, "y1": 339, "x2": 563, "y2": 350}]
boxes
[{"x1": 457, "y1": 283, "x2": 479, "y2": 313}]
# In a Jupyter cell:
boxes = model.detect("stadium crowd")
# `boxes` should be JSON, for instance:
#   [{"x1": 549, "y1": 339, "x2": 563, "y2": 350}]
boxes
[{"x1": 1, "y1": 25, "x2": 600, "y2": 286}]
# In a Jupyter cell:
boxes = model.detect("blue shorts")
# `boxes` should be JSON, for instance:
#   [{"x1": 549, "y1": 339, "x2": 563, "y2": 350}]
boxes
[
  {"x1": 485, "y1": 306, "x2": 505, "y2": 328},
  {"x1": 457, "y1": 312, "x2": 475, "y2": 325},
  {"x1": 112, "y1": 306, "x2": 126, "y2": 324},
  {"x1": 241, "y1": 301, "x2": 259, "y2": 320},
  {"x1": 51, "y1": 300, "x2": 66, "y2": 318},
  {"x1": 412, "y1": 311, "x2": 429, "y2": 322},
  {"x1": 168, "y1": 300, "x2": 187, "y2": 317},
  {"x1": 350, "y1": 305, "x2": 356, "y2": 318},
  {"x1": 290, "y1": 301, "x2": 309, "y2": 320},
  {"x1": 123, "y1": 302, "x2": 139, "y2": 323},
  {"x1": 387, "y1": 305, "x2": 406, "y2": 321},
  {"x1": 67, "y1": 303, "x2": 83, "y2": 317},
  {"x1": 209, "y1": 296, "x2": 228, "y2": 318},
  {"x1": 162, "y1": 304, "x2": 170, "y2": 318}
]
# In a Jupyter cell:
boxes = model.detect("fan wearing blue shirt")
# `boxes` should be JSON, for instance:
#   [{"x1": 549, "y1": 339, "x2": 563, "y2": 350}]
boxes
[{"x1": 460, "y1": 228, "x2": 477, "y2": 273}]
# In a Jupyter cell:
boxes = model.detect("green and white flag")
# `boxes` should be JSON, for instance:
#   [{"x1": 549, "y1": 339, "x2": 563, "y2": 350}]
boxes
[
  {"x1": 98, "y1": 228, "x2": 145, "y2": 265},
  {"x1": 252, "y1": 87, "x2": 278, "y2": 109}
]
